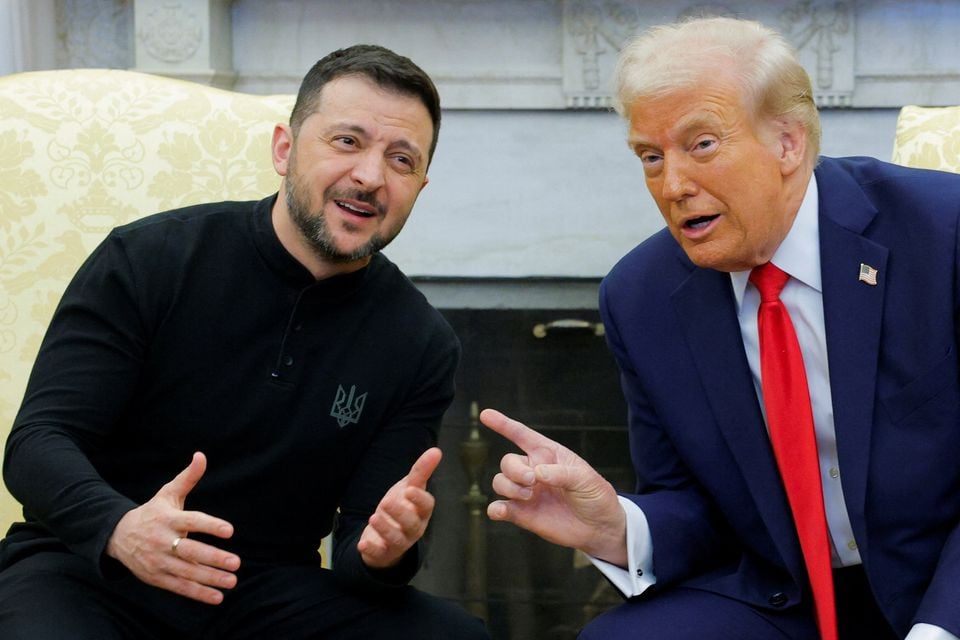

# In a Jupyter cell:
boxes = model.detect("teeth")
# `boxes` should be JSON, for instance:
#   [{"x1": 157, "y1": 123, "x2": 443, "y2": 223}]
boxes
[{"x1": 337, "y1": 201, "x2": 370, "y2": 216}]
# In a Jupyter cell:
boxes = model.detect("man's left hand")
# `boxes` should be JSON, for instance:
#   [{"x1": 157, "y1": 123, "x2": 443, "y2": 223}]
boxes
[{"x1": 357, "y1": 447, "x2": 442, "y2": 569}]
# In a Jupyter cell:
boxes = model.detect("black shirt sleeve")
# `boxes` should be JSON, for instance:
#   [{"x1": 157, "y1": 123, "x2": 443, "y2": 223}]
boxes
[{"x1": 4, "y1": 232, "x2": 146, "y2": 572}]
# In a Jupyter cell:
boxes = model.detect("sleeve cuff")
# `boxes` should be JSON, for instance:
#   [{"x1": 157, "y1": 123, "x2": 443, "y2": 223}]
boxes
[
  {"x1": 905, "y1": 623, "x2": 960, "y2": 640},
  {"x1": 586, "y1": 495, "x2": 656, "y2": 597}
]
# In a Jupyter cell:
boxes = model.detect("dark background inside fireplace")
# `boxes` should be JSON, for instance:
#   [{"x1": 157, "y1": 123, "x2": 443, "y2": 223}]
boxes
[{"x1": 411, "y1": 307, "x2": 637, "y2": 639}]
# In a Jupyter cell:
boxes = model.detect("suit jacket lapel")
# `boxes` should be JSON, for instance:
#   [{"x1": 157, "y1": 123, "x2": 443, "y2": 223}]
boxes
[
  {"x1": 671, "y1": 258, "x2": 804, "y2": 573},
  {"x1": 816, "y1": 159, "x2": 888, "y2": 532}
]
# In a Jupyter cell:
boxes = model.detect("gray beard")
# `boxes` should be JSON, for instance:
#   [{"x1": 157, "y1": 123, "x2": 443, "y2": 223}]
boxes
[{"x1": 285, "y1": 176, "x2": 387, "y2": 264}]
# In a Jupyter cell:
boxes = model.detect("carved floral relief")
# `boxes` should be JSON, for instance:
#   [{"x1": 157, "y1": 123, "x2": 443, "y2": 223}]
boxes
[{"x1": 562, "y1": 0, "x2": 856, "y2": 109}]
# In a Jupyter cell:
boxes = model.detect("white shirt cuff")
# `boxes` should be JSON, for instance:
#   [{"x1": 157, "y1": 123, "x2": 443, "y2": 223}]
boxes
[
  {"x1": 586, "y1": 495, "x2": 656, "y2": 597},
  {"x1": 906, "y1": 623, "x2": 960, "y2": 640}
]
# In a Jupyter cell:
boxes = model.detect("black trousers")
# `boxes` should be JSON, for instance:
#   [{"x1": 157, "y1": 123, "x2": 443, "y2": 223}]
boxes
[{"x1": 0, "y1": 551, "x2": 489, "y2": 640}]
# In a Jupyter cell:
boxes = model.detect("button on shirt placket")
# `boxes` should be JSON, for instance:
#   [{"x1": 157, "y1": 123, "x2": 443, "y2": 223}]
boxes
[
  {"x1": 737, "y1": 263, "x2": 862, "y2": 569},
  {"x1": 272, "y1": 287, "x2": 312, "y2": 380},
  {"x1": 284, "y1": 320, "x2": 304, "y2": 368}
]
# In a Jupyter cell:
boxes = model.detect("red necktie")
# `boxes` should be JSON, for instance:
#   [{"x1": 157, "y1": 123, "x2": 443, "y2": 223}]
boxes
[{"x1": 750, "y1": 263, "x2": 837, "y2": 640}]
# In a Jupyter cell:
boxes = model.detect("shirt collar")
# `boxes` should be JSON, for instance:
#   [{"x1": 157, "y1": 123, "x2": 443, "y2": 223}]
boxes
[{"x1": 731, "y1": 173, "x2": 821, "y2": 309}]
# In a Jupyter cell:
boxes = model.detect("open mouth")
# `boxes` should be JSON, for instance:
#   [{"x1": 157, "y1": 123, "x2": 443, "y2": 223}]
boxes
[
  {"x1": 684, "y1": 214, "x2": 720, "y2": 230},
  {"x1": 335, "y1": 200, "x2": 375, "y2": 218}
]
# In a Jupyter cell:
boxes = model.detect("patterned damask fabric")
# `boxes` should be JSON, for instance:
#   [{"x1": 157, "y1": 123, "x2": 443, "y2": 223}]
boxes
[
  {"x1": 0, "y1": 69, "x2": 294, "y2": 529},
  {"x1": 891, "y1": 105, "x2": 960, "y2": 173}
]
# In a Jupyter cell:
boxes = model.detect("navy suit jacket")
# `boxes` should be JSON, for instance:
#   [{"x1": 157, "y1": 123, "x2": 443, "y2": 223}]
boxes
[{"x1": 599, "y1": 156, "x2": 960, "y2": 636}]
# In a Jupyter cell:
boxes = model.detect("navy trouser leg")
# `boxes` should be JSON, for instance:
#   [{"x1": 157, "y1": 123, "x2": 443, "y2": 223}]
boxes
[{"x1": 578, "y1": 587, "x2": 819, "y2": 640}]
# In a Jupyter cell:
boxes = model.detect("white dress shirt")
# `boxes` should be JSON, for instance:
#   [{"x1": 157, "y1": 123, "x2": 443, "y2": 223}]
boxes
[{"x1": 591, "y1": 175, "x2": 957, "y2": 640}]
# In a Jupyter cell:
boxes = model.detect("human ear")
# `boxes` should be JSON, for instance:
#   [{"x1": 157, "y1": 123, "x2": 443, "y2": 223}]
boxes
[
  {"x1": 776, "y1": 119, "x2": 807, "y2": 176},
  {"x1": 271, "y1": 124, "x2": 294, "y2": 177}
]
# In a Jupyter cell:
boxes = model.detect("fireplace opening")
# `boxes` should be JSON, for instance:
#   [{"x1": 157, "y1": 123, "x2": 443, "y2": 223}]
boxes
[{"x1": 412, "y1": 306, "x2": 635, "y2": 639}]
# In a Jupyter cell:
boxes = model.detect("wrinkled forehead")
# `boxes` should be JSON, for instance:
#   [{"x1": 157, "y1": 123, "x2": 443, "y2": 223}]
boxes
[{"x1": 626, "y1": 77, "x2": 754, "y2": 144}]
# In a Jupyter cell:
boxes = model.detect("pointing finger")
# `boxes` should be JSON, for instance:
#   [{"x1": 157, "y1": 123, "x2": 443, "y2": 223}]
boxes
[{"x1": 480, "y1": 409, "x2": 553, "y2": 454}]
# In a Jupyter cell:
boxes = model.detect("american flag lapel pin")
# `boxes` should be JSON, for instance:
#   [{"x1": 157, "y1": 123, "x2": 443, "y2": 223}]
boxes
[{"x1": 858, "y1": 263, "x2": 878, "y2": 286}]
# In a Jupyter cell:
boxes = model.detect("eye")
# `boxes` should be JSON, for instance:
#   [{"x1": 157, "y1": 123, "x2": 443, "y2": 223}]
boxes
[
  {"x1": 638, "y1": 150, "x2": 663, "y2": 175},
  {"x1": 332, "y1": 136, "x2": 357, "y2": 148},
  {"x1": 691, "y1": 137, "x2": 717, "y2": 156},
  {"x1": 638, "y1": 150, "x2": 661, "y2": 165},
  {"x1": 389, "y1": 153, "x2": 418, "y2": 174}
]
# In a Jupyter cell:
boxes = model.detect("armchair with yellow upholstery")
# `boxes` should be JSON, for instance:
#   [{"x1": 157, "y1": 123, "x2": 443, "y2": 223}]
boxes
[
  {"x1": 892, "y1": 104, "x2": 960, "y2": 173},
  {"x1": 0, "y1": 68, "x2": 295, "y2": 532}
]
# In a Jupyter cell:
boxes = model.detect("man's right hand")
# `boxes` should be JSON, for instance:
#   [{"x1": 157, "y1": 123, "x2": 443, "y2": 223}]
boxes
[
  {"x1": 105, "y1": 451, "x2": 241, "y2": 605},
  {"x1": 480, "y1": 409, "x2": 628, "y2": 567}
]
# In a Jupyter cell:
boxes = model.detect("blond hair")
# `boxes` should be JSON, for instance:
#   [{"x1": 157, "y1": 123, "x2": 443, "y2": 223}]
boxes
[{"x1": 613, "y1": 17, "x2": 821, "y2": 159}]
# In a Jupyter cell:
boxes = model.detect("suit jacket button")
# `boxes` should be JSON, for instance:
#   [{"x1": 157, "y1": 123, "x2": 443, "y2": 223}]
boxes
[{"x1": 768, "y1": 592, "x2": 788, "y2": 607}]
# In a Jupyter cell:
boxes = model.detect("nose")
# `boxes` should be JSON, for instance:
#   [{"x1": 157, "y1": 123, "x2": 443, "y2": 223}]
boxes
[
  {"x1": 660, "y1": 156, "x2": 697, "y2": 202},
  {"x1": 349, "y1": 150, "x2": 386, "y2": 190}
]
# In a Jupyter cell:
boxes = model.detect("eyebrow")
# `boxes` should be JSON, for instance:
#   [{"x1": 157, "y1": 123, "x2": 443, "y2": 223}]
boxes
[
  {"x1": 628, "y1": 112, "x2": 721, "y2": 152},
  {"x1": 626, "y1": 133, "x2": 653, "y2": 152}
]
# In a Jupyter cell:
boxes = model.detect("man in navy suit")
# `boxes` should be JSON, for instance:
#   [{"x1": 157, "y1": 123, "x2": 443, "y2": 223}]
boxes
[{"x1": 481, "y1": 16, "x2": 960, "y2": 640}]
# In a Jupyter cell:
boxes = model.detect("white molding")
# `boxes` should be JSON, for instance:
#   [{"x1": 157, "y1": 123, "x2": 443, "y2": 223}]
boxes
[
  {"x1": 45, "y1": 0, "x2": 960, "y2": 108},
  {"x1": 56, "y1": 0, "x2": 131, "y2": 69},
  {"x1": 560, "y1": 0, "x2": 860, "y2": 110},
  {"x1": 132, "y1": 0, "x2": 234, "y2": 88}
]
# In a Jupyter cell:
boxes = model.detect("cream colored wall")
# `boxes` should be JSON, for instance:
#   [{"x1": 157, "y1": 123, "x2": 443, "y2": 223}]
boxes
[{"x1": 0, "y1": 68, "x2": 293, "y2": 533}]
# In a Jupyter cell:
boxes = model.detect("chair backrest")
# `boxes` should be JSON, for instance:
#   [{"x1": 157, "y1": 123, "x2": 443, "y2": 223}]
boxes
[
  {"x1": 891, "y1": 104, "x2": 960, "y2": 173},
  {"x1": 0, "y1": 68, "x2": 294, "y2": 530}
]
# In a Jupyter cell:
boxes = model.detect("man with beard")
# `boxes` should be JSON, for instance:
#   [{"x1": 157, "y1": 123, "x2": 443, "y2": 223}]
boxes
[{"x1": 0, "y1": 45, "x2": 488, "y2": 640}]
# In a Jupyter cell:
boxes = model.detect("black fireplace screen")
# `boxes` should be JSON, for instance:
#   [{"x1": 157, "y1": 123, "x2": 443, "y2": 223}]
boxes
[{"x1": 412, "y1": 308, "x2": 634, "y2": 640}]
